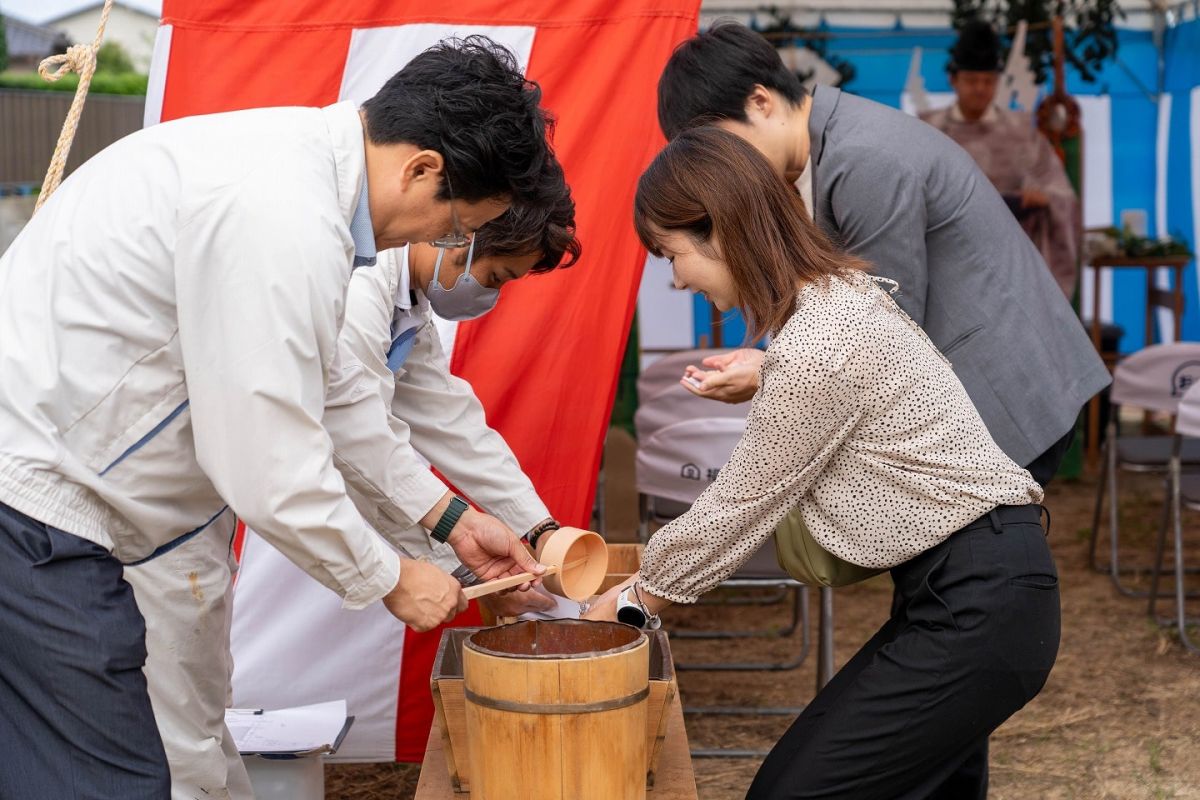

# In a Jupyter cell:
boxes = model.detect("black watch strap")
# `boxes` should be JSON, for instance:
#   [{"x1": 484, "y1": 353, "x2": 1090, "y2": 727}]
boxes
[{"x1": 432, "y1": 496, "x2": 469, "y2": 543}]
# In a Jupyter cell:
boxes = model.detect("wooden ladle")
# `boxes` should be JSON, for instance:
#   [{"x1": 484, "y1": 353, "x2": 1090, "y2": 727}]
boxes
[{"x1": 462, "y1": 528, "x2": 609, "y2": 601}]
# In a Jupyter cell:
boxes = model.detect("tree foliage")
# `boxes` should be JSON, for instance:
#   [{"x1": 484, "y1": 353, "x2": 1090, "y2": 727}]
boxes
[
  {"x1": 953, "y1": 0, "x2": 1124, "y2": 84},
  {"x1": 96, "y1": 41, "x2": 135, "y2": 74}
]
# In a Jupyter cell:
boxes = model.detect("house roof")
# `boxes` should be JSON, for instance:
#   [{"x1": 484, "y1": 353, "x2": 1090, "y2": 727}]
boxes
[{"x1": 25, "y1": 0, "x2": 159, "y2": 26}]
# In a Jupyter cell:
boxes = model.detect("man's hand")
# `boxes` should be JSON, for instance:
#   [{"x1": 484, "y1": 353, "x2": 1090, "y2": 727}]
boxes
[
  {"x1": 1020, "y1": 187, "x2": 1050, "y2": 209},
  {"x1": 448, "y1": 508, "x2": 545, "y2": 589},
  {"x1": 479, "y1": 586, "x2": 558, "y2": 618},
  {"x1": 381, "y1": 559, "x2": 467, "y2": 632},
  {"x1": 681, "y1": 348, "x2": 764, "y2": 404}
]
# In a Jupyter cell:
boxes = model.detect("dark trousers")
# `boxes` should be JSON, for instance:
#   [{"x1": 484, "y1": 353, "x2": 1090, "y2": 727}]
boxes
[
  {"x1": 1025, "y1": 428, "x2": 1076, "y2": 488},
  {"x1": 0, "y1": 502, "x2": 170, "y2": 799},
  {"x1": 747, "y1": 505, "x2": 1060, "y2": 800}
]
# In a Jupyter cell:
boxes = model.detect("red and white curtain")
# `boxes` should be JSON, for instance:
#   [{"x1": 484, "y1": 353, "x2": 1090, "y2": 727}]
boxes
[{"x1": 147, "y1": 0, "x2": 699, "y2": 761}]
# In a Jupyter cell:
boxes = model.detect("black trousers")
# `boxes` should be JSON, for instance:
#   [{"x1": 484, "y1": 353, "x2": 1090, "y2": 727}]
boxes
[
  {"x1": 1025, "y1": 427, "x2": 1076, "y2": 488},
  {"x1": 0, "y1": 502, "x2": 170, "y2": 799},
  {"x1": 747, "y1": 505, "x2": 1060, "y2": 799}
]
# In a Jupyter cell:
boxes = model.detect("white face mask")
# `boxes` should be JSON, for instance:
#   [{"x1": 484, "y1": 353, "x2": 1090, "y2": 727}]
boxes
[{"x1": 425, "y1": 238, "x2": 500, "y2": 321}]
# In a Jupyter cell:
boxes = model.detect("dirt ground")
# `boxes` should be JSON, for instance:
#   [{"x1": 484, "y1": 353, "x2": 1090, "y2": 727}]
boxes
[{"x1": 327, "y1": 429, "x2": 1200, "y2": 800}]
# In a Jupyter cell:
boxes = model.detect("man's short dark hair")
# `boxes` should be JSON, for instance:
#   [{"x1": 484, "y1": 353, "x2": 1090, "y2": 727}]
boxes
[
  {"x1": 657, "y1": 22, "x2": 808, "y2": 141},
  {"x1": 474, "y1": 161, "x2": 581, "y2": 273},
  {"x1": 362, "y1": 36, "x2": 553, "y2": 205}
]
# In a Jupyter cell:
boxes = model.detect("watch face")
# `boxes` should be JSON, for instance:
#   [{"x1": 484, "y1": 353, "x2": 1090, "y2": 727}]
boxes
[{"x1": 617, "y1": 604, "x2": 648, "y2": 628}]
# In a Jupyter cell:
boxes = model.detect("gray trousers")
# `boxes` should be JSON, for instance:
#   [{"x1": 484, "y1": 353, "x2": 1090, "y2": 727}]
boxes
[{"x1": 0, "y1": 501, "x2": 170, "y2": 799}]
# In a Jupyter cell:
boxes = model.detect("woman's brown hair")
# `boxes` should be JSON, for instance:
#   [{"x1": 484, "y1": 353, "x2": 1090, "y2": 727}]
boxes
[{"x1": 633, "y1": 126, "x2": 867, "y2": 339}]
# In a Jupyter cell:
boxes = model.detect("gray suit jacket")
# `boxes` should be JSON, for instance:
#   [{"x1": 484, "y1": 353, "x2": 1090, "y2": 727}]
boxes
[{"x1": 808, "y1": 87, "x2": 1110, "y2": 467}]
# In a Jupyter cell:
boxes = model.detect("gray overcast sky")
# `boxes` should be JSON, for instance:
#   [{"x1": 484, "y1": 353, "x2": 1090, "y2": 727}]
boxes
[{"x1": 1, "y1": 0, "x2": 160, "y2": 25}]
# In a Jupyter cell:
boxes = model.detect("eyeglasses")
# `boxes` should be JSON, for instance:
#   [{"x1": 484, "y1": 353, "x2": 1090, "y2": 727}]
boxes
[{"x1": 431, "y1": 174, "x2": 471, "y2": 249}]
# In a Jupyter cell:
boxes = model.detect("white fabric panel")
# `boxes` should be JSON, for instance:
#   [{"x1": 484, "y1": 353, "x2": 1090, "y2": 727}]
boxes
[
  {"x1": 337, "y1": 24, "x2": 537, "y2": 357},
  {"x1": 638, "y1": 254, "x2": 696, "y2": 370},
  {"x1": 1193, "y1": 87, "x2": 1200, "y2": 340},
  {"x1": 231, "y1": 532, "x2": 406, "y2": 762},
  {"x1": 338, "y1": 24, "x2": 536, "y2": 104},
  {"x1": 142, "y1": 24, "x2": 172, "y2": 127},
  {"x1": 1079, "y1": 95, "x2": 1114, "y2": 324},
  {"x1": 1156, "y1": 93, "x2": 1175, "y2": 342},
  {"x1": 1109, "y1": 343, "x2": 1200, "y2": 412}
]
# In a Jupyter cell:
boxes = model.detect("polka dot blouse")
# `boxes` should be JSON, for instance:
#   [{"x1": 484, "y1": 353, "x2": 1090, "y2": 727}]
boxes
[{"x1": 639, "y1": 270, "x2": 1043, "y2": 605}]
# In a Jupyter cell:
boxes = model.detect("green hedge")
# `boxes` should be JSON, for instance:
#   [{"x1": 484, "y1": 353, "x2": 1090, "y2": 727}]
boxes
[{"x1": 0, "y1": 71, "x2": 147, "y2": 96}]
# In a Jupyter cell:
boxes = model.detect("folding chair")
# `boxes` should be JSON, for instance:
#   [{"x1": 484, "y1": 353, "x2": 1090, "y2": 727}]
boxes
[
  {"x1": 1148, "y1": 381, "x2": 1200, "y2": 653},
  {"x1": 636, "y1": 401, "x2": 749, "y2": 538},
  {"x1": 1087, "y1": 343, "x2": 1200, "y2": 596}
]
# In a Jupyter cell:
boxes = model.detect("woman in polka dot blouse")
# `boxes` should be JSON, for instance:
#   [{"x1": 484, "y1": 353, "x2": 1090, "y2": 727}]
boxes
[{"x1": 585, "y1": 127, "x2": 1060, "y2": 799}]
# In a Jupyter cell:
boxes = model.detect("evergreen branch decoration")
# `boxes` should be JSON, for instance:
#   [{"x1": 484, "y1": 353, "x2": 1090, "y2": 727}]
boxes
[{"x1": 755, "y1": 6, "x2": 857, "y2": 88}]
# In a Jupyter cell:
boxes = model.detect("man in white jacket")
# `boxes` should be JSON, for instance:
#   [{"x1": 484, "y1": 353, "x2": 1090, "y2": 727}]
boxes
[
  {"x1": 128, "y1": 174, "x2": 582, "y2": 800},
  {"x1": 0, "y1": 37, "x2": 554, "y2": 798}
]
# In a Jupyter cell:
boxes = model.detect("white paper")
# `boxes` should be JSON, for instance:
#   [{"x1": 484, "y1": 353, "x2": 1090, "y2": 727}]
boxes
[
  {"x1": 518, "y1": 586, "x2": 584, "y2": 621},
  {"x1": 225, "y1": 700, "x2": 349, "y2": 756}
]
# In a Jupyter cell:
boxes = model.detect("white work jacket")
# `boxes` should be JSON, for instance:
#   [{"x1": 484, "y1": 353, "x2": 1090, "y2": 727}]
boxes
[
  {"x1": 327, "y1": 246, "x2": 550, "y2": 572},
  {"x1": 0, "y1": 102, "x2": 401, "y2": 609}
]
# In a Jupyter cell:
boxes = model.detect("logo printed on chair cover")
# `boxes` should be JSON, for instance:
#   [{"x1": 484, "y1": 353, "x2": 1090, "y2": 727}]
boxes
[
  {"x1": 680, "y1": 462, "x2": 702, "y2": 480},
  {"x1": 1170, "y1": 361, "x2": 1200, "y2": 396}
]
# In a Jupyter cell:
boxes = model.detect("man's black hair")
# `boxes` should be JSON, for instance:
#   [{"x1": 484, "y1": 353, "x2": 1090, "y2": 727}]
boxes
[
  {"x1": 474, "y1": 160, "x2": 581, "y2": 273},
  {"x1": 362, "y1": 35, "x2": 553, "y2": 205},
  {"x1": 657, "y1": 22, "x2": 808, "y2": 141}
]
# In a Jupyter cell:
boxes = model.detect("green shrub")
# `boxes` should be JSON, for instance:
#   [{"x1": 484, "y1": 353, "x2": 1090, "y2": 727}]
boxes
[
  {"x1": 0, "y1": 16, "x2": 9, "y2": 73},
  {"x1": 0, "y1": 70, "x2": 148, "y2": 96},
  {"x1": 96, "y1": 41, "x2": 134, "y2": 74}
]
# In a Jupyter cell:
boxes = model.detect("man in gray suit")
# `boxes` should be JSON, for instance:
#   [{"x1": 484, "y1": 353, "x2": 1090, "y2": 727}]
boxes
[{"x1": 659, "y1": 23, "x2": 1109, "y2": 486}]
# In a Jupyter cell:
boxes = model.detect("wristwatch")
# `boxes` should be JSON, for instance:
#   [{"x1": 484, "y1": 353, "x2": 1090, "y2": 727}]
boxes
[
  {"x1": 450, "y1": 563, "x2": 481, "y2": 588},
  {"x1": 431, "y1": 496, "x2": 469, "y2": 544},
  {"x1": 616, "y1": 584, "x2": 661, "y2": 630}
]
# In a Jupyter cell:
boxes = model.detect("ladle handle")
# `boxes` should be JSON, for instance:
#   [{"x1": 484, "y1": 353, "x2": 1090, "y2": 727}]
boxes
[{"x1": 463, "y1": 565, "x2": 561, "y2": 600}]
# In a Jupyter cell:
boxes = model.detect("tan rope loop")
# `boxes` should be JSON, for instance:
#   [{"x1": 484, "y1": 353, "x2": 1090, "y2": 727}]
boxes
[
  {"x1": 38, "y1": 43, "x2": 98, "y2": 83},
  {"x1": 34, "y1": 0, "x2": 116, "y2": 212}
]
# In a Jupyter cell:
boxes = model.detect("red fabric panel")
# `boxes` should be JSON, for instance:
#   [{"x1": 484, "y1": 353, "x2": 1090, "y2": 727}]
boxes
[
  {"x1": 231, "y1": 519, "x2": 247, "y2": 561},
  {"x1": 449, "y1": 11, "x2": 699, "y2": 527},
  {"x1": 394, "y1": 601, "x2": 483, "y2": 762},
  {"x1": 160, "y1": 26, "x2": 349, "y2": 121},
  {"x1": 163, "y1": 0, "x2": 694, "y2": 29}
]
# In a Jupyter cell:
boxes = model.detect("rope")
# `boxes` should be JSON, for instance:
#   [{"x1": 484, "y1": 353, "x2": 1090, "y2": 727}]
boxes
[{"x1": 33, "y1": 0, "x2": 115, "y2": 212}]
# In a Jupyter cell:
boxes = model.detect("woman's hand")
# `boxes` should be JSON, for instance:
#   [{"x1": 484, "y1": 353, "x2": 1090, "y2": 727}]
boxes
[
  {"x1": 682, "y1": 348, "x2": 763, "y2": 404},
  {"x1": 582, "y1": 573, "x2": 674, "y2": 625},
  {"x1": 582, "y1": 575, "x2": 637, "y2": 623}
]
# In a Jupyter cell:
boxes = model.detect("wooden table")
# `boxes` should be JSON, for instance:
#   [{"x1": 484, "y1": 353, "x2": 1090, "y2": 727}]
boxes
[
  {"x1": 1085, "y1": 254, "x2": 1192, "y2": 464},
  {"x1": 415, "y1": 691, "x2": 699, "y2": 799}
]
